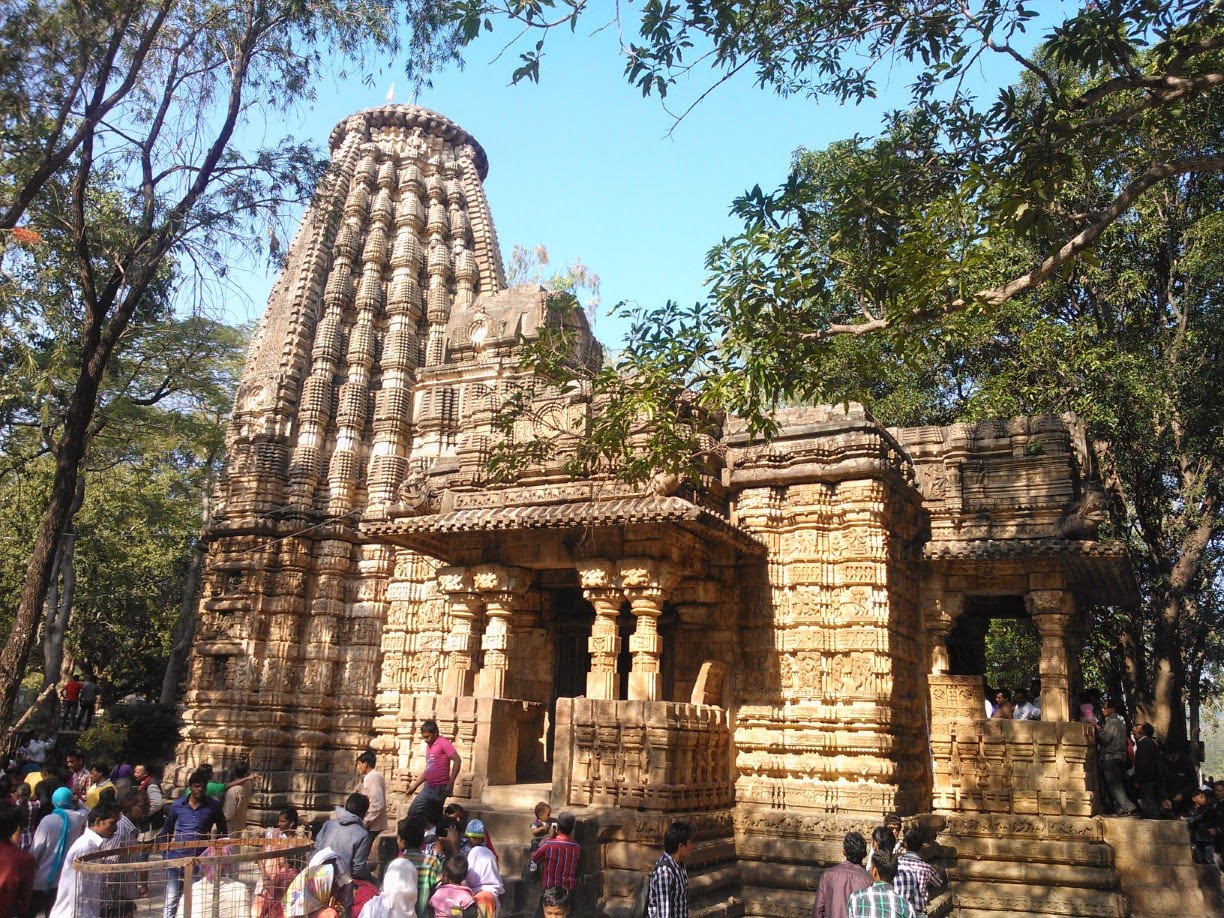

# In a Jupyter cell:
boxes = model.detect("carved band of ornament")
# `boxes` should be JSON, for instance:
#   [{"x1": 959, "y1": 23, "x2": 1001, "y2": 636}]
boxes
[
  {"x1": 941, "y1": 813, "x2": 1101, "y2": 841},
  {"x1": 470, "y1": 564, "x2": 532, "y2": 596},
  {"x1": 955, "y1": 894, "x2": 1120, "y2": 918}
]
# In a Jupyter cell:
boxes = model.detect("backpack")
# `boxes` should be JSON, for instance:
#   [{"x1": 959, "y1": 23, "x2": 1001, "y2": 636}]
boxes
[{"x1": 448, "y1": 905, "x2": 480, "y2": 918}]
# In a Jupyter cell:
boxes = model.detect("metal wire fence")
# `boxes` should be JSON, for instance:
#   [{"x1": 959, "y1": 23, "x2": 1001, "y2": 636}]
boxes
[{"x1": 69, "y1": 833, "x2": 314, "y2": 918}]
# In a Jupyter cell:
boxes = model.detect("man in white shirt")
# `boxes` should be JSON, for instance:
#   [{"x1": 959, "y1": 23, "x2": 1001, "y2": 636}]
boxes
[
  {"x1": 356, "y1": 751, "x2": 387, "y2": 836},
  {"x1": 50, "y1": 800, "x2": 121, "y2": 918},
  {"x1": 1013, "y1": 688, "x2": 1041, "y2": 721}
]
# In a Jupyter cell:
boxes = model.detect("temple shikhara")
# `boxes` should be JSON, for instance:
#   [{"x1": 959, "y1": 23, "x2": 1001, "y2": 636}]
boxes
[{"x1": 175, "y1": 106, "x2": 1211, "y2": 917}]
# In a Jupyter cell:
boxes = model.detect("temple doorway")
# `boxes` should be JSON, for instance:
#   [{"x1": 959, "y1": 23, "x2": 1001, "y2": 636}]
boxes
[
  {"x1": 547, "y1": 587, "x2": 595, "y2": 761},
  {"x1": 552, "y1": 587, "x2": 594, "y2": 701},
  {"x1": 947, "y1": 595, "x2": 1042, "y2": 704}
]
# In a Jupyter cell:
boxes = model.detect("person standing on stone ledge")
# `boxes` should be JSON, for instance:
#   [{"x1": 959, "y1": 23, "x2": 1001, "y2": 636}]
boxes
[
  {"x1": 406, "y1": 721, "x2": 461, "y2": 821},
  {"x1": 1131, "y1": 722, "x2": 1164, "y2": 818},
  {"x1": 1097, "y1": 700, "x2": 1137, "y2": 816},
  {"x1": 813, "y1": 831, "x2": 872, "y2": 918}
]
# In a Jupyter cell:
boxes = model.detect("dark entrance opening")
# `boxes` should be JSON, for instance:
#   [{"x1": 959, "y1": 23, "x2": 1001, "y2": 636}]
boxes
[
  {"x1": 549, "y1": 587, "x2": 594, "y2": 760},
  {"x1": 947, "y1": 594, "x2": 1041, "y2": 704}
]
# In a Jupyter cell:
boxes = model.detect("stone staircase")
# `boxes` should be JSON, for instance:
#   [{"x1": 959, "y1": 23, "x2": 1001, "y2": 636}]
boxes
[
  {"x1": 471, "y1": 783, "x2": 554, "y2": 918},
  {"x1": 1101, "y1": 818, "x2": 1219, "y2": 918}
]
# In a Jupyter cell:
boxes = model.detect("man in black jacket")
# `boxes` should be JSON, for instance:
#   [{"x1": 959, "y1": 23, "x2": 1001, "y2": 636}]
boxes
[{"x1": 1131, "y1": 723, "x2": 1164, "y2": 819}]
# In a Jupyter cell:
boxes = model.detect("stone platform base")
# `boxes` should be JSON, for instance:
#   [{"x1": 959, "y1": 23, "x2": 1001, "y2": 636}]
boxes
[{"x1": 1101, "y1": 817, "x2": 1216, "y2": 918}]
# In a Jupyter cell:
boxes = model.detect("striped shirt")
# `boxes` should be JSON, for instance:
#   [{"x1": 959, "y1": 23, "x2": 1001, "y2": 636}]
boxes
[
  {"x1": 848, "y1": 882, "x2": 915, "y2": 918},
  {"x1": 646, "y1": 851, "x2": 688, "y2": 918},
  {"x1": 414, "y1": 848, "x2": 443, "y2": 918},
  {"x1": 893, "y1": 853, "x2": 941, "y2": 914},
  {"x1": 531, "y1": 834, "x2": 581, "y2": 890}
]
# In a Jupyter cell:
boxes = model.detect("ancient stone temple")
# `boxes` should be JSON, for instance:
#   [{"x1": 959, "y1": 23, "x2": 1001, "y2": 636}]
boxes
[{"x1": 176, "y1": 105, "x2": 1213, "y2": 917}]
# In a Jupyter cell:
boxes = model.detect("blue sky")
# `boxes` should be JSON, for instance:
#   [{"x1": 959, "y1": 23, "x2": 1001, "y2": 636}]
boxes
[{"x1": 227, "y1": 18, "x2": 1025, "y2": 348}]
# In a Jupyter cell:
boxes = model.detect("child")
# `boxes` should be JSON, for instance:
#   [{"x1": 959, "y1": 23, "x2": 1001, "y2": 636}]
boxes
[
  {"x1": 429, "y1": 853, "x2": 476, "y2": 918},
  {"x1": 541, "y1": 886, "x2": 570, "y2": 917},
  {"x1": 529, "y1": 802, "x2": 551, "y2": 873},
  {"x1": 15, "y1": 782, "x2": 36, "y2": 851}
]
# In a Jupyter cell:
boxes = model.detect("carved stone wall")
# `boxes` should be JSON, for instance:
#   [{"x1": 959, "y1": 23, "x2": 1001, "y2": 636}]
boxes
[
  {"x1": 727, "y1": 410, "x2": 929, "y2": 818},
  {"x1": 552, "y1": 698, "x2": 734, "y2": 812},
  {"x1": 929, "y1": 687, "x2": 1099, "y2": 817}
]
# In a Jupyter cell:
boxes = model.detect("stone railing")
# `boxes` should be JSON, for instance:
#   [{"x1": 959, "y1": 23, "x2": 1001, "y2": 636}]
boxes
[
  {"x1": 553, "y1": 698, "x2": 734, "y2": 812},
  {"x1": 929, "y1": 676, "x2": 1098, "y2": 817}
]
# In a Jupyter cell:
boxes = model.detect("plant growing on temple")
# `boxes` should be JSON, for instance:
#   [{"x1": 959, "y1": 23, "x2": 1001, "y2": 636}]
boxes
[{"x1": 0, "y1": 0, "x2": 415, "y2": 729}]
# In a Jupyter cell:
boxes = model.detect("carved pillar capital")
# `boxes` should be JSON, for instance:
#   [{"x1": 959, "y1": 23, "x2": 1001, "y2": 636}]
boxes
[
  {"x1": 617, "y1": 558, "x2": 680, "y2": 592},
  {"x1": 577, "y1": 561, "x2": 618, "y2": 591},
  {"x1": 470, "y1": 564, "x2": 532, "y2": 597},
  {"x1": 436, "y1": 565, "x2": 474, "y2": 595}
]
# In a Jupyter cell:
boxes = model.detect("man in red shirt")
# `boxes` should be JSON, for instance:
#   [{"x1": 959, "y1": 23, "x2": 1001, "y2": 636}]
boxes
[
  {"x1": 531, "y1": 811, "x2": 581, "y2": 894},
  {"x1": 0, "y1": 801, "x2": 36, "y2": 917},
  {"x1": 60, "y1": 675, "x2": 83, "y2": 731},
  {"x1": 406, "y1": 720, "x2": 461, "y2": 819}
]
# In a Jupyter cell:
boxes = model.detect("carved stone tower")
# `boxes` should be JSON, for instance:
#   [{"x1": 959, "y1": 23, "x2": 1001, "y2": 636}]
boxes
[{"x1": 178, "y1": 105, "x2": 528, "y2": 808}]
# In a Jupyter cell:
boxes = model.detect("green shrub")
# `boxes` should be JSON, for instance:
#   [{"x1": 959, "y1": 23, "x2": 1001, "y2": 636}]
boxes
[
  {"x1": 76, "y1": 702, "x2": 181, "y2": 766},
  {"x1": 104, "y1": 702, "x2": 182, "y2": 766}
]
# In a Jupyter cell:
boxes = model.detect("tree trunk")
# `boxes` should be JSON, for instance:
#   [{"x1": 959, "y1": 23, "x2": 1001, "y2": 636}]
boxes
[
  {"x1": 1119, "y1": 621, "x2": 1149, "y2": 724},
  {"x1": 1150, "y1": 593, "x2": 1188, "y2": 748},
  {"x1": 42, "y1": 477, "x2": 86, "y2": 693},
  {"x1": 0, "y1": 351, "x2": 106, "y2": 728},
  {"x1": 160, "y1": 462, "x2": 215, "y2": 706},
  {"x1": 1188, "y1": 642, "x2": 1206, "y2": 748},
  {"x1": 160, "y1": 540, "x2": 205, "y2": 706}
]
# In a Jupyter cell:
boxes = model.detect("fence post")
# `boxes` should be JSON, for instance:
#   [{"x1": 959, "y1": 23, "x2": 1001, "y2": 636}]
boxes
[{"x1": 182, "y1": 860, "x2": 194, "y2": 918}]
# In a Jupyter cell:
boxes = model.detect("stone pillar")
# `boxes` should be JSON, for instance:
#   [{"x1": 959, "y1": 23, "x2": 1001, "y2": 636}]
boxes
[
  {"x1": 438, "y1": 566, "x2": 482, "y2": 697},
  {"x1": 626, "y1": 588, "x2": 664, "y2": 701},
  {"x1": 472, "y1": 565, "x2": 532, "y2": 700},
  {"x1": 578, "y1": 562, "x2": 624, "y2": 701},
  {"x1": 922, "y1": 576, "x2": 963, "y2": 676},
  {"x1": 1026, "y1": 588, "x2": 1076, "y2": 723},
  {"x1": 619, "y1": 560, "x2": 678, "y2": 702}
]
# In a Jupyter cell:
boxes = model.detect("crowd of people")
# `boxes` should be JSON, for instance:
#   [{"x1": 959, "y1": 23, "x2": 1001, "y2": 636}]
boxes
[
  {"x1": 813, "y1": 817, "x2": 946, "y2": 918},
  {"x1": 0, "y1": 720, "x2": 588, "y2": 918},
  {"x1": 6, "y1": 700, "x2": 1221, "y2": 918},
  {"x1": 1085, "y1": 698, "x2": 1224, "y2": 867}
]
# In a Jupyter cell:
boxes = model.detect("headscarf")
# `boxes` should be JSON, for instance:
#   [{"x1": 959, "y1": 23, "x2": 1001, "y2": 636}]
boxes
[
  {"x1": 362, "y1": 858, "x2": 418, "y2": 918},
  {"x1": 48, "y1": 787, "x2": 76, "y2": 885},
  {"x1": 283, "y1": 848, "x2": 350, "y2": 917},
  {"x1": 111, "y1": 764, "x2": 135, "y2": 782}
]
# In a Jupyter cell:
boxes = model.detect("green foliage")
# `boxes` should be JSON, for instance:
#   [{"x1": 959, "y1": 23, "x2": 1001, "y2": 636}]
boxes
[
  {"x1": 99, "y1": 702, "x2": 182, "y2": 766},
  {"x1": 77, "y1": 717, "x2": 128, "y2": 765},
  {"x1": 984, "y1": 618, "x2": 1042, "y2": 694},
  {"x1": 75, "y1": 704, "x2": 181, "y2": 766}
]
